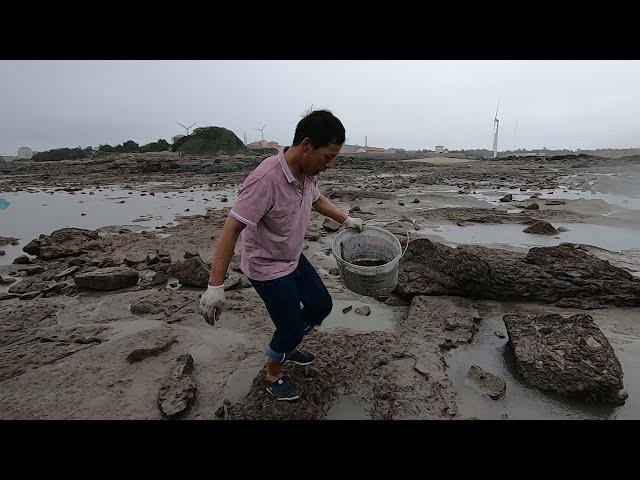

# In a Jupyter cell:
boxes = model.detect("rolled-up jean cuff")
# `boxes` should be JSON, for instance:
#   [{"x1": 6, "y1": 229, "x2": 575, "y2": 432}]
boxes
[{"x1": 266, "y1": 343, "x2": 290, "y2": 362}]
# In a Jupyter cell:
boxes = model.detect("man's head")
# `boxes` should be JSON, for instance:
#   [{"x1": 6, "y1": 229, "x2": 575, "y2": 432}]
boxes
[{"x1": 292, "y1": 110, "x2": 345, "y2": 176}]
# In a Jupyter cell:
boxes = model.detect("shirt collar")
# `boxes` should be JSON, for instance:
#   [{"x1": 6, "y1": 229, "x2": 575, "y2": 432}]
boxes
[{"x1": 277, "y1": 148, "x2": 297, "y2": 184}]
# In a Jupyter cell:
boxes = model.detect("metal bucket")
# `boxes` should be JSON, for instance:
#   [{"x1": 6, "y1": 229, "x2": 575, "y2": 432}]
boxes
[{"x1": 331, "y1": 225, "x2": 409, "y2": 297}]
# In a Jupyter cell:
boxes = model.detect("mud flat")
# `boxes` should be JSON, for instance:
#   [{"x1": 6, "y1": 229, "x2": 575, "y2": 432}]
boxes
[{"x1": 1, "y1": 152, "x2": 639, "y2": 419}]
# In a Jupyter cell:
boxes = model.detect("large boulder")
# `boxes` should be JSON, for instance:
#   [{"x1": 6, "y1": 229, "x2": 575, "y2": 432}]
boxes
[
  {"x1": 167, "y1": 256, "x2": 210, "y2": 287},
  {"x1": 74, "y1": 266, "x2": 139, "y2": 290},
  {"x1": 503, "y1": 313, "x2": 627, "y2": 405},
  {"x1": 396, "y1": 239, "x2": 640, "y2": 308}
]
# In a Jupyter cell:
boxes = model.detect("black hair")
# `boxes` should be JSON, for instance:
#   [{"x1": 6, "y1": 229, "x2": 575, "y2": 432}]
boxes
[{"x1": 292, "y1": 109, "x2": 345, "y2": 148}]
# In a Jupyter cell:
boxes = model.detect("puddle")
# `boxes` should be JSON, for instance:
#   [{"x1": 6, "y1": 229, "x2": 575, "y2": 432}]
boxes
[
  {"x1": 447, "y1": 312, "x2": 640, "y2": 419},
  {"x1": 325, "y1": 396, "x2": 372, "y2": 420},
  {"x1": 0, "y1": 184, "x2": 238, "y2": 265},
  {"x1": 417, "y1": 222, "x2": 640, "y2": 253},
  {"x1": 318, "y1": 299, "x2": 395, "y2": 333}
]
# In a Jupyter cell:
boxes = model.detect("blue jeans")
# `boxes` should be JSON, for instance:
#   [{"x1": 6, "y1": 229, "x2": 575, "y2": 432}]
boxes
[{"x1": 249, "y1": 253, "x2": 333, "y2": 362}]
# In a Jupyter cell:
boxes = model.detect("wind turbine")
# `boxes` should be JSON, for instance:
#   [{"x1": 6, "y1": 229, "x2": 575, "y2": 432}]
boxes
[
  {"x1": 492, "y1": 101, "x2": 500, "y2": 159},
  {"x1": 256, "y1": 124, "x2": 266, "y2": 142},
  {"x1": 176, "y1": 122, "x2": 196, "y2": 136}
]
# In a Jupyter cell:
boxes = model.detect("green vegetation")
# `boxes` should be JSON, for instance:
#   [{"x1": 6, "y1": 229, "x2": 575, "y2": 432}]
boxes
[
  {"x1": 171, "y1": 127, "x2": 247, "y2": 154},
  {"x1": 32, "y1": 147, "x2": 93, "y2": 162}
]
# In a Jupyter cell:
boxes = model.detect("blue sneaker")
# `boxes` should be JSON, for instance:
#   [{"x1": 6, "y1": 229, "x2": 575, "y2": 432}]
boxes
[
  {"x1": 284, "y1": 349, "x2": 315, "y2": 366},
  {"x1": 265, "y1": 377, "x2": 300, "y2": 401}
]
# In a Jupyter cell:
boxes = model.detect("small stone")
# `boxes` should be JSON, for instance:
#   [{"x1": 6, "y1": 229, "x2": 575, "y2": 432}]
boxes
[
  {"x1": 354, "y1": 306, "x2": 371, "y2": 316},
  {"x1": 342, "y1": 305, "x2": 353, "y2": 314},
  {"x1": 411, "y1": 198, "x2": 420, "y2": 203},
  {"x1": 399, "y1": 202, "x2": 405, "y2": 206},
  {"x1": 523, "y1": 221, "x2": 558, "y2": 235},
  {"x1": 499, "y1": 194, "x2": 513, "y2": 202},
  {"x1": 322, "y1": 218, "x2": 342, "y2": 232},
  {"x1": 494, "y1": 331, "x2": 506, "y2": 339},
  {"x1": 524, "y1": 203, "x2": 539, "y2": 210},
  {"x1": 328, "y1": 267, "x2": 340, "y2": 276}
]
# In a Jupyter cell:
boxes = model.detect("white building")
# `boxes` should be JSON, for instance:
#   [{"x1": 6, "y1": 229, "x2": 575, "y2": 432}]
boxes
[
  {"x1": 435, "y1": 145, "x2": 445, "y2": 154},
  {"x1": 17, "y1": 147, "x2": 33, "y2": 159}
]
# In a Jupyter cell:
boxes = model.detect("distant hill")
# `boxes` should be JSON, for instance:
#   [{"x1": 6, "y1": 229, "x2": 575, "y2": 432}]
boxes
[{"x1": 172, "y1": 127, "x2": 247, "y2": 155}]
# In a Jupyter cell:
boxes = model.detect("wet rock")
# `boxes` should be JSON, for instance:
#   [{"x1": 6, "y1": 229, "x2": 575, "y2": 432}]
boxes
[
  {"x1": 183, "y1": 251, "x2": 199, "y2": 259},
  {"x1": 126, "y1": 337, "x2": 177, "y2": 362},
  {"x1": 355, "y1": 306, "x2": 371, "y2": 316},
  {"x1": 322, "y1": 218, "x2": 342, "y2": 232},
  {"x1": 399, "y1": 201, "x2": 405, "y2": 206},
  {"x1": 23, "y1": 228, "x2": 100, "y2": 260},
  {"x1": 466, "y1": 365, "x2": 506, "y2": 400},
  {"x1": 545, "y1": 200, "x2": 566, "y2": 205},
  {"x1": 503, "y1": 313, "x2": 626, "y2": 405},
  {"x1": 25, "y1": 266, "x2": 45, "y2": 276},
  {"x1": 8, "y1": 278, "x2": 50, "y2": 294},
  {"x1": 68, "y1": 257, "x2": 88, "y2": 266},
  {"x1": 54, "y1": 266, "x2": 80, "y2": 280},
  {"x1": 158, "y1": 354, "x2": 197, "y2": 419},
  {"x1": 123, "y1": 255, "x2": 147, "y2": 267},
  {"x1": 523, "y1": 221, "x2": 557, "y2": 235},
  {"x1": 396, "y1": 239, "x2": 640, "y2": 308},
  {"x1": 499, "y1": 194, "x2": 512, "y2": 202},
  {"x1": 411, "y1": 198, "x2": 420, "y2": 203},
  {"x1": 167, "y1": 256, "x2": 210, "y2": 287},
  {"x1": 145, "y1": 253, "x2": 160, "y2": 265},
  {"x1": 349, "y1": 205, "x2": 361, "y2": 213},
  {"x1": 0, "y1": 236, "x2": 20, "y2": 247},
  {"x1": 0, "y1": 275, "x2": 17, "y2": 285},
  {"x1": 0, "y1": 292, "x2": 20, "y2": 301},
  {"x1": 0, "y1": 250, "x2": 5, "y2": 256},
  {"x1": 13, "y1": 255, "x2": 30, "y2": 265},
  {"x1": 74, "y1": 266, "x2": 139, "y2": 291},
  {"x1": 556, "y1": 227, "x2": 569, "y2": 232},
  {"x1": 524, "y1": 203, "x2": 540, "y2": 210},
  {"x1": 139, "y1": 269, "x2": 168, "y2": 286},
  {"x1": 342, "y1": 305, "x2": 353, "y2": 314}
]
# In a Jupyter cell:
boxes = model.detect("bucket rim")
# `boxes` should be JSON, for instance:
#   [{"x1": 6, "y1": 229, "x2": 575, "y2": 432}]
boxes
[{"x1": 331, "y1": 225, "x2": 403, "y2": 272}]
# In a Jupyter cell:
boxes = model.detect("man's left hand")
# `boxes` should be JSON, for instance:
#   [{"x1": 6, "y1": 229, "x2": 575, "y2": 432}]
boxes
[{"x1": 343, "y1": 216, "x2": 364, "y2": 232}]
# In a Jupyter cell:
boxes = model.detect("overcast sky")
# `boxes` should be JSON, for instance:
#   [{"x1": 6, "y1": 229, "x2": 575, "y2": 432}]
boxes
[{"x1": 1, "y1": 60, "x2": 639, "y2": 155}]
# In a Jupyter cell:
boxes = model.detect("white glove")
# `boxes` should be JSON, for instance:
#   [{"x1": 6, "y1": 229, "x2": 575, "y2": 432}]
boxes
[
  {"x1": 199, "y1": 284, "x2": 225, "y2": 326},
  {"x1": 343, "y1": 216, "x2": 363, "y2": 233}
]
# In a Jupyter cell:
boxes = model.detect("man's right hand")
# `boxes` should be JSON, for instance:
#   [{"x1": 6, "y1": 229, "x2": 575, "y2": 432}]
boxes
[{"x1": 199, "y1": 284, "x2": 225, "y2": 326}]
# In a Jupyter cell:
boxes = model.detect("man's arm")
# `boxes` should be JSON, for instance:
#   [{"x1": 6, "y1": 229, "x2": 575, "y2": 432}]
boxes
[
  {"x1": 312, "y1": 194, "x2": 348, "y2": 223},
  {"x1": 207, "y1": 215, "x2": 246, "y2": 286}
]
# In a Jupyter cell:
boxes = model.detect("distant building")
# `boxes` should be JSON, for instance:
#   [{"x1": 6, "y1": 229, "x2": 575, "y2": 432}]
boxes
[
  {"x1": 247, "y1": 140, "x2": 282, "y2": 151},
  {"x1": 17, "y1": 147, "x2": 33, "y2": 159},
  {"x1": 435, "y1": 145, "x2": 445, "y2": 154},
  {"x1": 356, "y1": 146, "x2": 386, "y2": 153},
  {"x1": 172, "y1": 134, "x2": 185, "y2": 144}
]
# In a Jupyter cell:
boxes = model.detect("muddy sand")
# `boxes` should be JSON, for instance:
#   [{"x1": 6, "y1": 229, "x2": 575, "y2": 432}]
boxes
[{"x1": 1, "y1": 152, "x2": 639, "y2": 419}]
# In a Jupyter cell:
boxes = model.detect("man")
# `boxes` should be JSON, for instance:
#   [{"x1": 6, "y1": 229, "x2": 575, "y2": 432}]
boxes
[{"x1": 199, "y1": 110, "x2": 363, "y2": 401}]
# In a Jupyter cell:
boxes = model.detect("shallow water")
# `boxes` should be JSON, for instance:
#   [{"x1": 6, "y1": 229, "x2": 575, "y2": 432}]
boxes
[
  {"x1": 325, "y1": 396, "x2": 372, "y2": 420},
  {"x1": 417, "y1": 222, "x2": 640, "y2": 253},
  {"x1": 447, "y1": 309, "x2": 640, "y2": 420},
  {"x1": 0, "y1": 185, "x2": 238, "y2": 265},
  {"x1": 318, "y1": 299, "x2": 395, "y2": 333}
]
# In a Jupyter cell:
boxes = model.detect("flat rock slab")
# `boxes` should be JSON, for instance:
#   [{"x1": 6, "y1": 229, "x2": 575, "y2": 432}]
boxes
[
  {"x1": 503, "y1": 313, "x2": 627, "y2": 405},
  {"x1": 158, "y1": 354, "x2": 197, "y2": 419},
  {"x1": 322, "y1": 218, "x2": 342, "y2": 232},
  {"x1": 74, "y1": 266, "x2": 139, "y2": 291},
  {"x1": 396, "y1": 239, "x2": 640, "y2": 308},
  {"x1": 466, "y1": 365, "x2": 506, "y2": 399}
]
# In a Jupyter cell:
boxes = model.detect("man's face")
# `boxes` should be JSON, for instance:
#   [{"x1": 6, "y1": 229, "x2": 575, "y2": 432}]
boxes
[{"x1": 302, "y1": 140, "x2": 342, "y2": 176}]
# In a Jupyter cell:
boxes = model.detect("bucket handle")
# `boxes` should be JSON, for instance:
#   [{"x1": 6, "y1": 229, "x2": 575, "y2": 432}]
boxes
[{"x1": 400, "y1": 229, "x2": 410, "y2": 258}]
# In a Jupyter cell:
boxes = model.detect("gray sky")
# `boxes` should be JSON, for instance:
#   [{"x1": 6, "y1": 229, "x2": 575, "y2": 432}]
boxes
[{"x1": 1, "y1": 60, "x2": 639, "y2": 155}]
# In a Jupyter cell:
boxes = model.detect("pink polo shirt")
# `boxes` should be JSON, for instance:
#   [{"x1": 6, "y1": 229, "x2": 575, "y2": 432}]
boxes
[{"x1": 229, "y1": 149, "x2": 321, "y2": 281}]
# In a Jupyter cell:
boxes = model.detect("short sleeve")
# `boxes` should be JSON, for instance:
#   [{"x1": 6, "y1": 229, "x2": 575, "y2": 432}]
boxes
[
  {"x1": 311, "y1": 176, "x2": 321, "y2": 203},
  {"x1": 229, "y1": 176, "x2": 272, "y2": 227}
]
